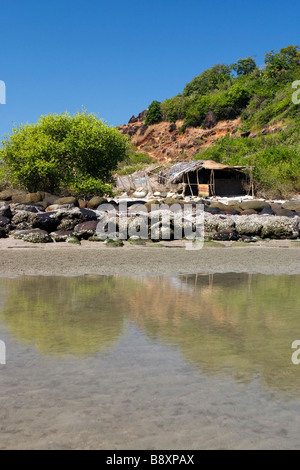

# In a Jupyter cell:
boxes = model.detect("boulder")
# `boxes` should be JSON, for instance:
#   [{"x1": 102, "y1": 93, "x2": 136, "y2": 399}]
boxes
[
  {"x1": 73, "y1": 220, "x2": 98, "y2": 239},
  {"x1": 50, "y1": 230, "x2": 74, "y2": 242},
  {"x1": 282, "y1": 200, "x2": 300, "y2": 212},
  {"x1": 203, "y1": 110, "x2": 217, "y2": 130},
  {"x1": 78, "y1": 199, "x2": 87, "y2": 208},
  {"x1": 53, "y1": 197, "x2": 79, "y2": 206},
  {"x1": 0, "y1": 227, "x2": 7, "y2": 238},
  {"x1": 260, "y1": 205, "x2": 275, "y2": 216},
  {"x1": 32, "y1": 212, "x2": 58, "y2": 232},
  {"x1": 0, "y1": 189, "x2": 26, "y2": 202},
  {"x1": 213, "y1": 230, "x2": 239, "y2": 241},
  {"x1": 240, "y1": 200, "x2": 270, "y2": 212},
  {"x1": 78, "y1": 208, "x2": 98, "y2": 221},
  {"x1": 12, "y1": 211, "x2": 37, "y2": 228},
  {"x1": 14, "y1": 229, "x2": 53, "y2": 243},
  {"x1": 0, "y1": 216, "x2": 10, "y2": 227},
  {"x1": 41, "y1": 194, "x2": 60, "y2": 208},
  {"x1": 269, "y1": 203, "x2": 293, "y2": 217},
  {"x1": 235, "y1": 216, "x2": 263, "y2": 236},
  {"x1": 87, "y1": 196, "x2": 107, "y2": 210},
  {"x1": 47, "y1": 204, "x2": 75, "y2": 212},
  {"x1": 240, "y1": 209, "x2": 258, "y2": 216},
  {"x1": 11, "y1": 203, "x2": 45, "y2": 213},
  {"x1": 24, "y1": 192, "x2": 43, "y2": 203},
  {"x1": 260, "y1": 216, "x2": 299, "y2": 239},
  {"x1": 66, "y1": 236, "x2": 81, "y2": 245},
  {"x1": 0, "y1": 202, "x2": 12, "y2": 219}
]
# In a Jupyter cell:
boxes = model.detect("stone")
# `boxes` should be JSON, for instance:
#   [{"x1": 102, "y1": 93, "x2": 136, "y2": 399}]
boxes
[
  {"x1": 78, "y1": 208, "x2": 98, "y2": 221},
  {"x1": 0, "y1": 227, "x2": 6, "y2": 238},
  {"x1": 14, "y1": 228, "x2": 52, "y2": 243},
  {"x1": 104, "y1": 238, "x2": 124, "y2": 247},
  {"x1": 260, "y1": 216, "x2": 299, "y2": 239},
  {"x1": 11, "y1": 203, "x2": 45, "y2": 213},
  {"x1": 133, "y1": 191, "x2": 148, "y2": 199},
  {"x1": 47, "y1": 204, "x2": 75, "y2": 212},
  {"x1": 42, "y1": 194, "x2": 60, "y2": 208},
  {"x1": 87, "y1": 196, "x2": 107, "y2": 210},
  {"x1": 33, "y1": 212, "x2": 58, "y2": 232},
  {"x1": 235, "y1": 216, "x2": 263, "y2": 236},
  {"x1": 24, "y1": 192, "x2": 43, "y2": 203},
  {"x1": 78, "y1": 199, "x2": 87, "y2": 208},
  {"x1": 203, "y1": 111, "x2": 217, "y2": 130},
  {"x1": 0, "y1": 189, "x2": 26, "y2": 202},
  {"x1": 12, "y1": 211, "x2": 37, "y2": 228},
  {"x1": 240, "y1": 209, "x2": 258, "y2": 216},
  {"x1": 73, "y1": 220, "x2": 98, "y2": 239},
  {"x1": 260, "y1": 205, "x2": 275, "y2": 216},
  {"x1": 282, "y1": 200, "x2": 300, "y2": 212},
  {"x1": 66, "y1": 236, "x2": 81, "y2": 245},
  {"x1": 213, "y1": 230, "x2": 239, "y2": 241},
  {"x1": 50, "y1": 230, "x2": 74, "y2": 242},
  {"x1": 0, "y1": 202, "x2": 12, "y2": 219},
  {"x1": 53, "y1": 197, "x2": 79, "y2": 206},
  {"x1": 240, "y1": 200, "x2": 270, "y2": 212}
]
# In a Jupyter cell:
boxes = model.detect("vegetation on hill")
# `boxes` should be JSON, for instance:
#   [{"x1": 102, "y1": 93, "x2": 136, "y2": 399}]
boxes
[
  {"x1": 0, "y1": 111, "x2": 129, "y2": 196},
  {"x1": 144, "y1": 45, "x2": 300, "y2": 197}
]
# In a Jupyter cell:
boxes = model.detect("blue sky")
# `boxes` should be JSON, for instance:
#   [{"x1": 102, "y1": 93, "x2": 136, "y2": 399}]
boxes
[{"x1": 0, "y1": 0, "x2": 299, "y2": 140}]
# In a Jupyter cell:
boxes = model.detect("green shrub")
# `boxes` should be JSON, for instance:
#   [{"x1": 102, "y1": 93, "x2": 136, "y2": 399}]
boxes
[
  {"x1": 0, "y1": 111, "x2": 129, "y2": 196},
  {"x1": 145, "y1": 101, "x2": 162, "y2": 126}
]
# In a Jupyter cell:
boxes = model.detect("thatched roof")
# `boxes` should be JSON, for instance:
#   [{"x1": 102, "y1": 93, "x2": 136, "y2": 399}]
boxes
[{"x1": 158, "y1": 160, "x2": 249, "y2": 184}]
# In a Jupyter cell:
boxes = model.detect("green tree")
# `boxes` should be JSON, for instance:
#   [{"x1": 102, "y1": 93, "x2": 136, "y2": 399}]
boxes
[
  {"x1": 0, "y1": 111, "x2": 129, "y2": 195},
  {"x1": 145, "y1": 100, "x2": 162, "y2": 125},
  {"x1": 182, "y1": 64, "x2": 232, "y2": 97},
  {"x1": 233, "y1": 57, "x2": 257, "y2": 76}
]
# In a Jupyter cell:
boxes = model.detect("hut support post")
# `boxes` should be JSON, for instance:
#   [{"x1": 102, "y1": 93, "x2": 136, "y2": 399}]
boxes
[{"x1": 187, "y1": 172, "x2": 193, "y2": 196}]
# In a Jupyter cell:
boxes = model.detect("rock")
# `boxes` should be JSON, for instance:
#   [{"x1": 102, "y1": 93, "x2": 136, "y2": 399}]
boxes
[
  {"x1": 260, "y1": 216, "x2": 299, "y2": 239},
  {"x1": 0, "y1": 202, "x2": 12, "y2": 219},
  {"x1": 216, "y1": 217, "x2": 235, "y2": 232},
  {"x1": 50, "y1": 230, "x2": 74, "y2": 242},
  {"x1": 24, "y1": 192, "x2": 43, "y2": 203},
  {"x1": 14, "y1": 229, "x2": 52, "y2": 243},
  {"x1": 169, "y1": 123, "x2": 177, "y2": 132},
  {"x1": 205, "y1": 206, "x2": 221, "y2": 215},
  {"x1": 240, "y1": 209, "x2": 258, "y2": 216},
  {"x1": 42, "y1": 194, "x2": 60, "y2": 208},
  {"x1": 0, "y1": 227, "x2": 6, "y2": 238},
  {"x1": 153, "y1": 192, "x2": 161, "y2": 197},
  {"x1": 78, "y1": 199, "x2": 87, "y2": 208},
  {"x1": 240, "y1": 200, "x2": 270, "y2": 212},
  {"x1": 88, "y1": 235, "x2": 104, "y2": 242},
  {"x1": 241, "y1": 131, "x2": 251, "y2": 138},
  {"x1": 66, "y1": 236, "x2": 81, "y2": 245},
  {"x1": 151, "y1": 222, "x2": 174, "y2": 240},
  {"x1": 203, "y1": 111, "x2": 217, "y2": 130},
  {"x1": 104, "y1": 238, "x2": 124, "y2": 247},
  {"x1": 282, "y1": 200, "x2": 300, "y2": 212},
  {"x1": 0, "y1": 216, "x2": 10, "y2": 227},
  {"x1": 0, "y1": 189, "x2": 26, "y2": 202},
  {"x1": 11, "y1": 203, "x2": 45, "y2": 213},
  {"x1": 73, "y1": 220, "x2": 98, "y2": 239},
  {"x1": 235, "y1": 216, "x2": 263, "y2": 236},
  {"x1": 133, "y1": 191, "x2": 148, "y2": 199},
  {"x1": 145, "y1": 200, "x2": 160, "y2": 212},
  {"x1": 12, "y1": 211, "x2": 37, "y2": 228},
  {"x1": 260, "y1": 205, "x2": 275, "y2": 216},
  {"x1": 33, "y1": 212, "x2": 58, "y2": 232},
  {"x1": 78, "y1": 208, "x2": 98, "y2": 221},
  {"x1": 269, "y1": 203, "x2": 293, "y2": 217},
  {"x1": 47, "y1": 204, "x2": 75, "y2": 212},
  {"x1": 213, "y1": 230, "x2": 239, "y2": 241},
  {"x1": 210, "y1": 202, "x2": 232, "y2": 212},
  {"x1": 53, "y1": 197, "x2": 79, "y2": 207},
  {"x1": 87, "y1": 196, "x2": 107, "y2": 210}
]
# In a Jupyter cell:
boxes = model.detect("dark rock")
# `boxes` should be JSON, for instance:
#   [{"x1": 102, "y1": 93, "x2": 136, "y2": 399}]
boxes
[
  {"x1": 241, "y1": 131, "x2": 251, "y2": 138},
  {"x1": 79, "y1": 208, "x2": 98, "y2": 221},
  {"x1": 169, "y1": 123, "x2": 177, "y2": 132},
  {"x1": 213, "y1": 230, "x2": 239, "y2": 241},
  {"x1": 260, "y1": 205, "x2": 275, "y2": 216},
  {"x1": 203, "y1": 111, "x2": 217, "y2": 130},
  {"x1": 53, "y1": 197, "x2": 79, "y2": 206},
  {"x1": 0, "y1": 202, "x2": 12, "y2": 219},
  {"x1": 73, "y1": 220, "x2": 98, "y2": 239},
  {"x1": 32, "y1": 212, "x2": 58, "y2": 232},
  {"x1": 205, "y1": 206, "x2": 221, "y2": 214},
  {"x1": 0, "y1": 216, "x2": 11, "y2": 227},
  {"x1": 0, "y1": 227, "x2": 7, "y2": 238},
  {"x1": 87, "y1": 196, "x2": 108, "y2": 210},
  {"x1": 128, "y1": 115, "x2": 138, "y2": 124}
]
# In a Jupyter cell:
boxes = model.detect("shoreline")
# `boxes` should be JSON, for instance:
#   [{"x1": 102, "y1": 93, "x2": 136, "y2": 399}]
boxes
[{"x1": 0, "y1": 239, "x2": 299, "y2": 277}]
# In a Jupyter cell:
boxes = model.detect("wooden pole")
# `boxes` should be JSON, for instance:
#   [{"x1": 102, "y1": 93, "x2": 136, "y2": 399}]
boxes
[{"x1": 187, "y1": 172, "x2": 193, "y2": 196}]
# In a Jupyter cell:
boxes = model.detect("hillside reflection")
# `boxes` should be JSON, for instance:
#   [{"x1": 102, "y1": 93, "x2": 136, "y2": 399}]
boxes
[{"x1": 0, "y1": 273, "x2": 299, "y2": 394}]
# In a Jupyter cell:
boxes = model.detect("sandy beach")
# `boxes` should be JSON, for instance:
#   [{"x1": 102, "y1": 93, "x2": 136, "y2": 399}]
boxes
[{"x1": 0, "y1": 238, "x2": 299, "y2": 276}]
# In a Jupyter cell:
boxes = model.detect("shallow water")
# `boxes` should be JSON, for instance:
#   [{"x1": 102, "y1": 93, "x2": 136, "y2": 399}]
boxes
[{"x1": 0, "y1": 273, "x2": 300, "y2": 449}]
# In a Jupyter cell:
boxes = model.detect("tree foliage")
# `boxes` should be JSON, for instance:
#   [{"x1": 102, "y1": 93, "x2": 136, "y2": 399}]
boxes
[
  {"x1": 145, "y1": 100, "x2": 162, "y2": 126},
  {"x1": 233, "y1": 57, "x2": 257, "y2": 76},
  {"x1": 0, "y1": 111, "x2": 129, "y2": 195}
]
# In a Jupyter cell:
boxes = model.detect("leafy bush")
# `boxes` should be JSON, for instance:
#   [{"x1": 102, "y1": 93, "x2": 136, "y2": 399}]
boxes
[
  {"x1": 145, "y1": 101, "x2": 162, "y2": 126},
  {"x1": 117, "y1": 150, "x2": 154, "y2": 175},
  {"x1": 0, "y1": 111, "x2": 129, "y2": 196}
]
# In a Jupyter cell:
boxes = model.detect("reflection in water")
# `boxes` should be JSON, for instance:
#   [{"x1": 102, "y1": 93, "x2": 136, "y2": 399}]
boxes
[{"x1": 0, "y1": 274, "x2": 299, "y2": 394}]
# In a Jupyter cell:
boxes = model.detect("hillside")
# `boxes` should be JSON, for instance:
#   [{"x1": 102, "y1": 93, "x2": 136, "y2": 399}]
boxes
[{"x1": 118, "y1": 45, "x2": 300, "y2": 198}]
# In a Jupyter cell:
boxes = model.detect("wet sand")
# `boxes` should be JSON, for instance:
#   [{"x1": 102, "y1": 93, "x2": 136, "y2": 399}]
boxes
[{"x1": 0, "y1": 238, "x2": 299, "y2": 276}]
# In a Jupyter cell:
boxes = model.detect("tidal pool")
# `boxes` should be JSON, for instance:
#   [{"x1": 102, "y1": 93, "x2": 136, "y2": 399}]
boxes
[{"x1": 0, "y1": 273, "x2": 299, "y2": 449}]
